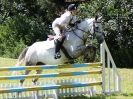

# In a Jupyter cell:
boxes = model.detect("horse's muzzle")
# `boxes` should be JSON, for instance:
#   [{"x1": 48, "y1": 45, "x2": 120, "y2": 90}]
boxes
[{"x1": 96, "y1": 32, "x2": 104, "y2": 44}]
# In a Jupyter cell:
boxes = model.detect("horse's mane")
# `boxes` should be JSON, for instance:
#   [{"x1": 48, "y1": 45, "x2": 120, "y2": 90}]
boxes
[
  {"x1": 75, "y1": 18, "x2": 95, "y2": 28},
  {"x1": 84, "y1": 18, "x2": 95, "y2": 22},
  {"x1": 65, "y1": 18, "x2": 95, "y2": 34}
]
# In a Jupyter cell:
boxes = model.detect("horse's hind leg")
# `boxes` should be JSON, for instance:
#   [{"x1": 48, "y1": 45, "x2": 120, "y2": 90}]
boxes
[
  {"x1": 32, "y1": 62, "x2": 44, "y2": 85},
  {"x1": 20, "y1": 62, "x2": 32, "y2": 86},
  {"x1": 32, "y1": 70, "x2": 42, "y2": 85},
  {"x1": 20, "y1": 70, "x2": 31, "y2": 86}
]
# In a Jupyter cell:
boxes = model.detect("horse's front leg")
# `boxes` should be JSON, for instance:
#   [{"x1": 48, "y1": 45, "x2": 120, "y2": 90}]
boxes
[
  {"x1": 83, "y1": 44, "x2": 97, "y2": 62},
  {"x1": 72, "y1": 45, "x2": 86, "y2": 57}
]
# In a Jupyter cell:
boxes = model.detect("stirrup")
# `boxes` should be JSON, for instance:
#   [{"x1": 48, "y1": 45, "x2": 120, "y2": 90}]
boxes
[{"x1": 54, "y1": 52, "x2": 61, "y2": 59}]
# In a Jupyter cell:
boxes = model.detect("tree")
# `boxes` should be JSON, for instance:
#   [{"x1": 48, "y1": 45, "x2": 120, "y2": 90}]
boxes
[
  {"x1": 0, "y1": 0, "x2": 66, "y2": 58},
  {"x1": 78, "y1": 0, "x2": 133, "y2": 67}
]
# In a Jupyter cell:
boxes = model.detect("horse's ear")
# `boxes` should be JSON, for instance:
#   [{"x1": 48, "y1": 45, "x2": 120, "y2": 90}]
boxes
[
  {"x1": 95, "y1": 15, "x2": 102, "y2": 21},
  {"x1": 98, "y1": 16, "x2": 102, "y2": 20},
  {"x1": 95, "y1": 15, "x2": 98, "y2": 21}
]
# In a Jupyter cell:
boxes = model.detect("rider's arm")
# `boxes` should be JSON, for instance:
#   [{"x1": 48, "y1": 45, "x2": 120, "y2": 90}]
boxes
[{"x1": 58, "y1": 15, "x2": 71, "y2": 27}]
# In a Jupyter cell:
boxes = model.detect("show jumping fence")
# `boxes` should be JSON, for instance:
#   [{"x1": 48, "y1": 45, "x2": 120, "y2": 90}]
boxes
[{"x1": 0, "y1": 41, "x2": 121, "y2": 99}]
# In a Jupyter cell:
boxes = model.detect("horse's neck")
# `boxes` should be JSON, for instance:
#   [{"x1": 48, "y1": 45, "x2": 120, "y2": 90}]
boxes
[
  {"x1": 65, "y1": 30, "x2": 85, "y2": 45},
  {"x1": 79, "y1": 18, "x2": 94, "y2": 32},
  {"x1": 62, "y1": 19, "x2": 94, "y2": 58},
  {"x1": 63, "y1": 30, "x2": 86, "y2": 58}
]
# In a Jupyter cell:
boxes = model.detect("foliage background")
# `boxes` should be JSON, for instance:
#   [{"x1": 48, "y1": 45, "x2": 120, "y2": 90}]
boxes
[{"x1": 0, "y1": 0, "x2": 132, "y2": 67}]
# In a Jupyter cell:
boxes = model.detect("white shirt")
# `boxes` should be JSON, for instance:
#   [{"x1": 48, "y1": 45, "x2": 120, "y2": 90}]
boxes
[{"x1": 52, "y1": 11, "x2": 77, "y2": 28}]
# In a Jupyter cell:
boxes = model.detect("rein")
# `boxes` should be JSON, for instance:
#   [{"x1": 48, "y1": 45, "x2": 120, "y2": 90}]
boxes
[
  {"x1": 64, "y1": 20, "x2": 102, "y2": 44},
  {"x1": 71, "y1": 28, "x2": 86, "y2": 44},
  {"x1": 71, "y1": 22, "x2": 93, "y2": 44}
]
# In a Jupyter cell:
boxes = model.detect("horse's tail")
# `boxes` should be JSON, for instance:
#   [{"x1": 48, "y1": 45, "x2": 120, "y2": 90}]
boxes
[
  {"x1": 15, "y1": 47, "x2": 29, "y2": 66},
  {"x1": 12, "y1": 47, "x2": 29, "y2": 76}
]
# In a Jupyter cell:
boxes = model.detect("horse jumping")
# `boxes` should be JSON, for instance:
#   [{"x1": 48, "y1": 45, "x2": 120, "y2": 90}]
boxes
[{"x1": 14, "y1": 16, "x2": 104, "y2": 85}]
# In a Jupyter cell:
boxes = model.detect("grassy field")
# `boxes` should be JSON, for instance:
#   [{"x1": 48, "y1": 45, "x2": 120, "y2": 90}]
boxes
[{"x1": 0, "y1": 57, "x2": 133, "y2": 99}]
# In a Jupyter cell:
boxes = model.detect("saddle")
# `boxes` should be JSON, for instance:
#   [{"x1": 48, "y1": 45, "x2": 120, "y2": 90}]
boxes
[
  {"x1": 47, "y1": 33, "x2": 65, "y2": 41},
  {"x1": 47, "y1": 27, "x2": 72, "y2": 41}
]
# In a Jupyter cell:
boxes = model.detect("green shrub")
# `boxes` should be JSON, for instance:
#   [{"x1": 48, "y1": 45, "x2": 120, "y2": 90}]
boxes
[{"x1": 0, "y1": 15, "x2": 48, "y2": 58}]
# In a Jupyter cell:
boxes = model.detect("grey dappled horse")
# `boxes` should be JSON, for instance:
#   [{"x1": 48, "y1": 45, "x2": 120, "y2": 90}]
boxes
[{"x1": 14, "y1": 16, "x2": 104, "y2": 85}]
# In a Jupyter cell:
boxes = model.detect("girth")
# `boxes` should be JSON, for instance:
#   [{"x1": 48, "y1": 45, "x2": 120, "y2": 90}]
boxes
[{"x1": 60, "y1": 45, "x2": 74, "y2": 60}]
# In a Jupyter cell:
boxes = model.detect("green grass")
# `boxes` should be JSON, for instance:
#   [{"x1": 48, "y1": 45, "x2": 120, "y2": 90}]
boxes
[
  {"x1": 0, "y1": 57, "x2": 133, "y2": 99},
  {"x1": 0, "y1": 57, "x2": 17, "y2": 66}
]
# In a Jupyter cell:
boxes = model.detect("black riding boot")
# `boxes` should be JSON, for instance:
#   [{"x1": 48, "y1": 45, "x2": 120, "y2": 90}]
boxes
[{"x1": 54, "y1": 39, "x2": 61, "y2": 59}]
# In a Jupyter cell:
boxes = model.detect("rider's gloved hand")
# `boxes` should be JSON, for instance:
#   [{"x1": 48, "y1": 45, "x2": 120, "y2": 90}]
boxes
[
  {"x1": 69, "y1": 23, "x2": 75, "y2": 27},
  {"x1": 76, "y1": 20, "x2": 81, "y2": 23}
]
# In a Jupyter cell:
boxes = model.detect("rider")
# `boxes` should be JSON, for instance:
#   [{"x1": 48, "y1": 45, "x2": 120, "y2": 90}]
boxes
[{"x1": 52, "y1": 4, "x2": 77, "y2": 59}]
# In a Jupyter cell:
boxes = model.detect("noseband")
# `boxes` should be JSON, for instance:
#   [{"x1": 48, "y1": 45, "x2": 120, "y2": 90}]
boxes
[{"x1": 93, "y1": 21, "x2": 103, "y2": 34}]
